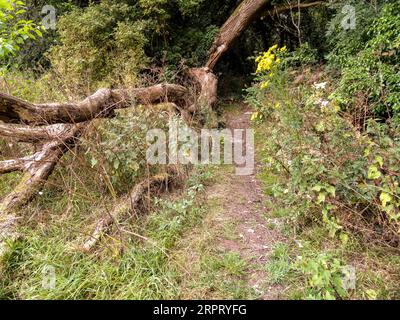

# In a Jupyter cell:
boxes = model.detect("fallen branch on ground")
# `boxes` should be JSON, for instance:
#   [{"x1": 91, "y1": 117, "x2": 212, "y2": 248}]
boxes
[{"x1": 78, "y1": 173, "x2": 170, "y2": 252}]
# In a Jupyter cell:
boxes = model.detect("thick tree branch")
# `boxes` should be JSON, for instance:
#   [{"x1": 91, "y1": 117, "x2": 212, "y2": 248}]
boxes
[
  {"x1": 188, "y1": 68, "x2": 218, "y2": 112},
  {"x1": 206, "y1": 0, "x2": 271, "y2": 70},
  {"x1": 0, "y1": 122, "x2": 75, "y2": 142},
  {"x1": 78, "y1": 173, "x2": 170, "y2": 252},
  {"x1": 0, "y1": 84, "x2": 188, "y2": 125},
  {"x1": 0, "y1": 158, "x2": 25, "y2": 174}
]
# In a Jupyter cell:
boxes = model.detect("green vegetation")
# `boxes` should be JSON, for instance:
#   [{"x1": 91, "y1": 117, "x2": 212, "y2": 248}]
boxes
[
  {"x1": 248, "y1": 1, "x2": 400, "y2": 299},
  {"x1": 1, "y1": 0, "x2": 399, "y2": 300},
  {"x1": 0, "y1": 0, "x2": 43, "y2": 61}
]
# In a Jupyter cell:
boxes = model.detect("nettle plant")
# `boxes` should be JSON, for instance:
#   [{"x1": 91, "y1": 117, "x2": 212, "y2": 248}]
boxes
[
  {"x1": 295, "y1": 252, "x2": 350, "y2": 300},
  {"x1": 0, "y1": 0, "x2": 43, "y2": 59}
]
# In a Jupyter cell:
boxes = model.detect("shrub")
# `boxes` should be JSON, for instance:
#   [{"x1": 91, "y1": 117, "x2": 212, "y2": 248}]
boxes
[
  {"x1": 328, "y1": 2, "x2": 400, "y2": 122},
  {"x1": 48, "y1": 1, "x2": 148, "y2": 93},
  {"x1": 248, "y1": 45, "x2": 400, "y2": 245}
]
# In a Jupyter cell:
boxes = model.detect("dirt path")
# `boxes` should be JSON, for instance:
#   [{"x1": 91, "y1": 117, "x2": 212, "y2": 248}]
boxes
[{"x1": 204, "y1": 105, "x2": 284, "y2": 299}]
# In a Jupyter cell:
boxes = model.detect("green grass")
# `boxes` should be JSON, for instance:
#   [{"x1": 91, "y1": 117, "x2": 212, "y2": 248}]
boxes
[
  {"x1": 0, "y1": 163, "x2": 259, "y2": 300},
  {"x1": 0, "y1": 172, "x2": 22, "y2": 198},
  {"x1": 0, "y1": 165, "x2": 212, "y2": 299},
  {"x1": 266, "y1": 244, "x2": 291, "y2": 285}
]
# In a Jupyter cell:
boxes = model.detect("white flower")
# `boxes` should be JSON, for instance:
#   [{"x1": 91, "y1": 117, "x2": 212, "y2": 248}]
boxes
[
  {"x1": 320, "y1": 100, "x2": 329, "y2": 107},
  {"x1": 295, "y1": 240, "x2": 303, "y2": 248},
  {"x1": 314, "y1": 82, "x2": 327, "y2": 90},
  {"x1": 38, "y1": 191, "x2": 43, "y2": 196}
]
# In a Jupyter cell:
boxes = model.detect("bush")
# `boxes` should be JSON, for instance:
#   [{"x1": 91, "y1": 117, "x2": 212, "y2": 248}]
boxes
[
  {"x1": 48, "y1": 1, "x2": 148, "y2": 93},
  {"x1": 248, "y1": 45, "x2": 400, "y2": 245},
  {"x1": 327, "y1": 2, "x2": 400, "y2": 122}
]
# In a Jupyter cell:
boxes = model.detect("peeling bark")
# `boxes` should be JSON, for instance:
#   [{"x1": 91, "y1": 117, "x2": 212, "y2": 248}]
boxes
[
  {"x1": 0, "y1": 158, "x2": 25, "y2": 174},
  {"x1": 0, "y1": 124, "x2": 84, "y2": 258},
  {"x1": 188, "y1": 67, "x2": 218, "y2": 112},
  {"x1": 0, "y1": 122, "x2": 75, "y2": 142}
]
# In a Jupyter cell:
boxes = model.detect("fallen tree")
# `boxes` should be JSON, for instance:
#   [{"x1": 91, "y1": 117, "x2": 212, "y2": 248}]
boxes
[{"x1": 0, "y1": 0, "x2": 325, "y2": 256}]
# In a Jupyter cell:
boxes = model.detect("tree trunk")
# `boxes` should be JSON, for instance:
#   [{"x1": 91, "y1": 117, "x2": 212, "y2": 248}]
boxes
[{"x1": 206, "y1": 0, "x2": 270, "y2": 70}]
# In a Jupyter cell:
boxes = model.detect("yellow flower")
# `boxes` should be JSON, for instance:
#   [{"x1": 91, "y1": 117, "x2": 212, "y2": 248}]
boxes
[
  {"x1": 260, "y1": 81, "x2": 269, "y2": 89},
  {"x1": 251, "y1": 112, "x2": 260, "y2": 121},
  {"x1": 280, "y1": 46, "x2": 287, "y2": 52}
]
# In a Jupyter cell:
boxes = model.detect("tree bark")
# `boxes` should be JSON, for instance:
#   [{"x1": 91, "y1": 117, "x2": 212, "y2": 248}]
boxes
[
  {"x1": 0, "y1": 122, "x2": 76, "y2": 142},
  {"x1": 188, "y1": 67, "x2": 218, "y2": 112},
  {"x1": 0, "y1": 84, "x2": 188, "y2": 125},
  {"x1": 78, "y1": 173, "x2": 170, "y2": 252},
  {"x1": 206, "y1": 0, "x2": 270, "y2": 70}
]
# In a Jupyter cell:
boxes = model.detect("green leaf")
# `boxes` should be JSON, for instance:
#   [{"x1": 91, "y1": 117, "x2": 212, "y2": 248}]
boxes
[
  {"x1": 326, "y1": 185, "x2": 336, "y2": 197},
  {"x1": 312, "y1": 185, "x2": 323, "y2": 192},
  {"x1": 317, "y1": 192, "x2": 326, "y2": 204},
  {"x1": 90, "y1": 157, "x2": 98, "y2": 168},
  {"x1": 339, "y1": 233, "x2": 349, "y2": 246},
  {"x1": 375, "y1": 155, "x2": 384, "y2": 168},
  {"x1": 380, "y1": 192, "x2": 392, "y2": 207},
  {"x1": 0, "y1": 0, "x2": 13, "y2": 11},
  {"x1": 367, "y1": 165, "x2": 381, "y2": 180}
]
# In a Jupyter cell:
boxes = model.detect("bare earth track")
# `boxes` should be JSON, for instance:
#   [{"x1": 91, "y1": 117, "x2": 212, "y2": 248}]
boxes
[{"x1": 204, "y1": 105, "x2": 285, "y2": 299}]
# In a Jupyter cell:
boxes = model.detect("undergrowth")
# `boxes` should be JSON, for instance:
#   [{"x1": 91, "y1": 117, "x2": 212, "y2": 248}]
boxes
[{"x1": 250, "y1": 41, "x2": 400, "y2": 300}]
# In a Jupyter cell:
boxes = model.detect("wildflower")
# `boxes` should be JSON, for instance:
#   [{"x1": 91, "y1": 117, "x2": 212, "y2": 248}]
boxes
[
  {"x1": 320, "y1": 100, "x2": 329, "y2": 107},
  {"x1": 260, "y1": 81, "x2": 269, "y2": 89},
  {"x1": 251, "y1": 112, "x2": 260, "y2": 121},
  {"x1": 270, "y1": 44, "x2": 278, "y2": 51},
  {"x1": 280, "y1": 46, "x2": 287, "y2": 52},
  {"x1": 314, "y1": 82, "x2": 327, "y2": 90},
  {"x1": 273, "y1": 102, "x2": 281, "y2": 109}
]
